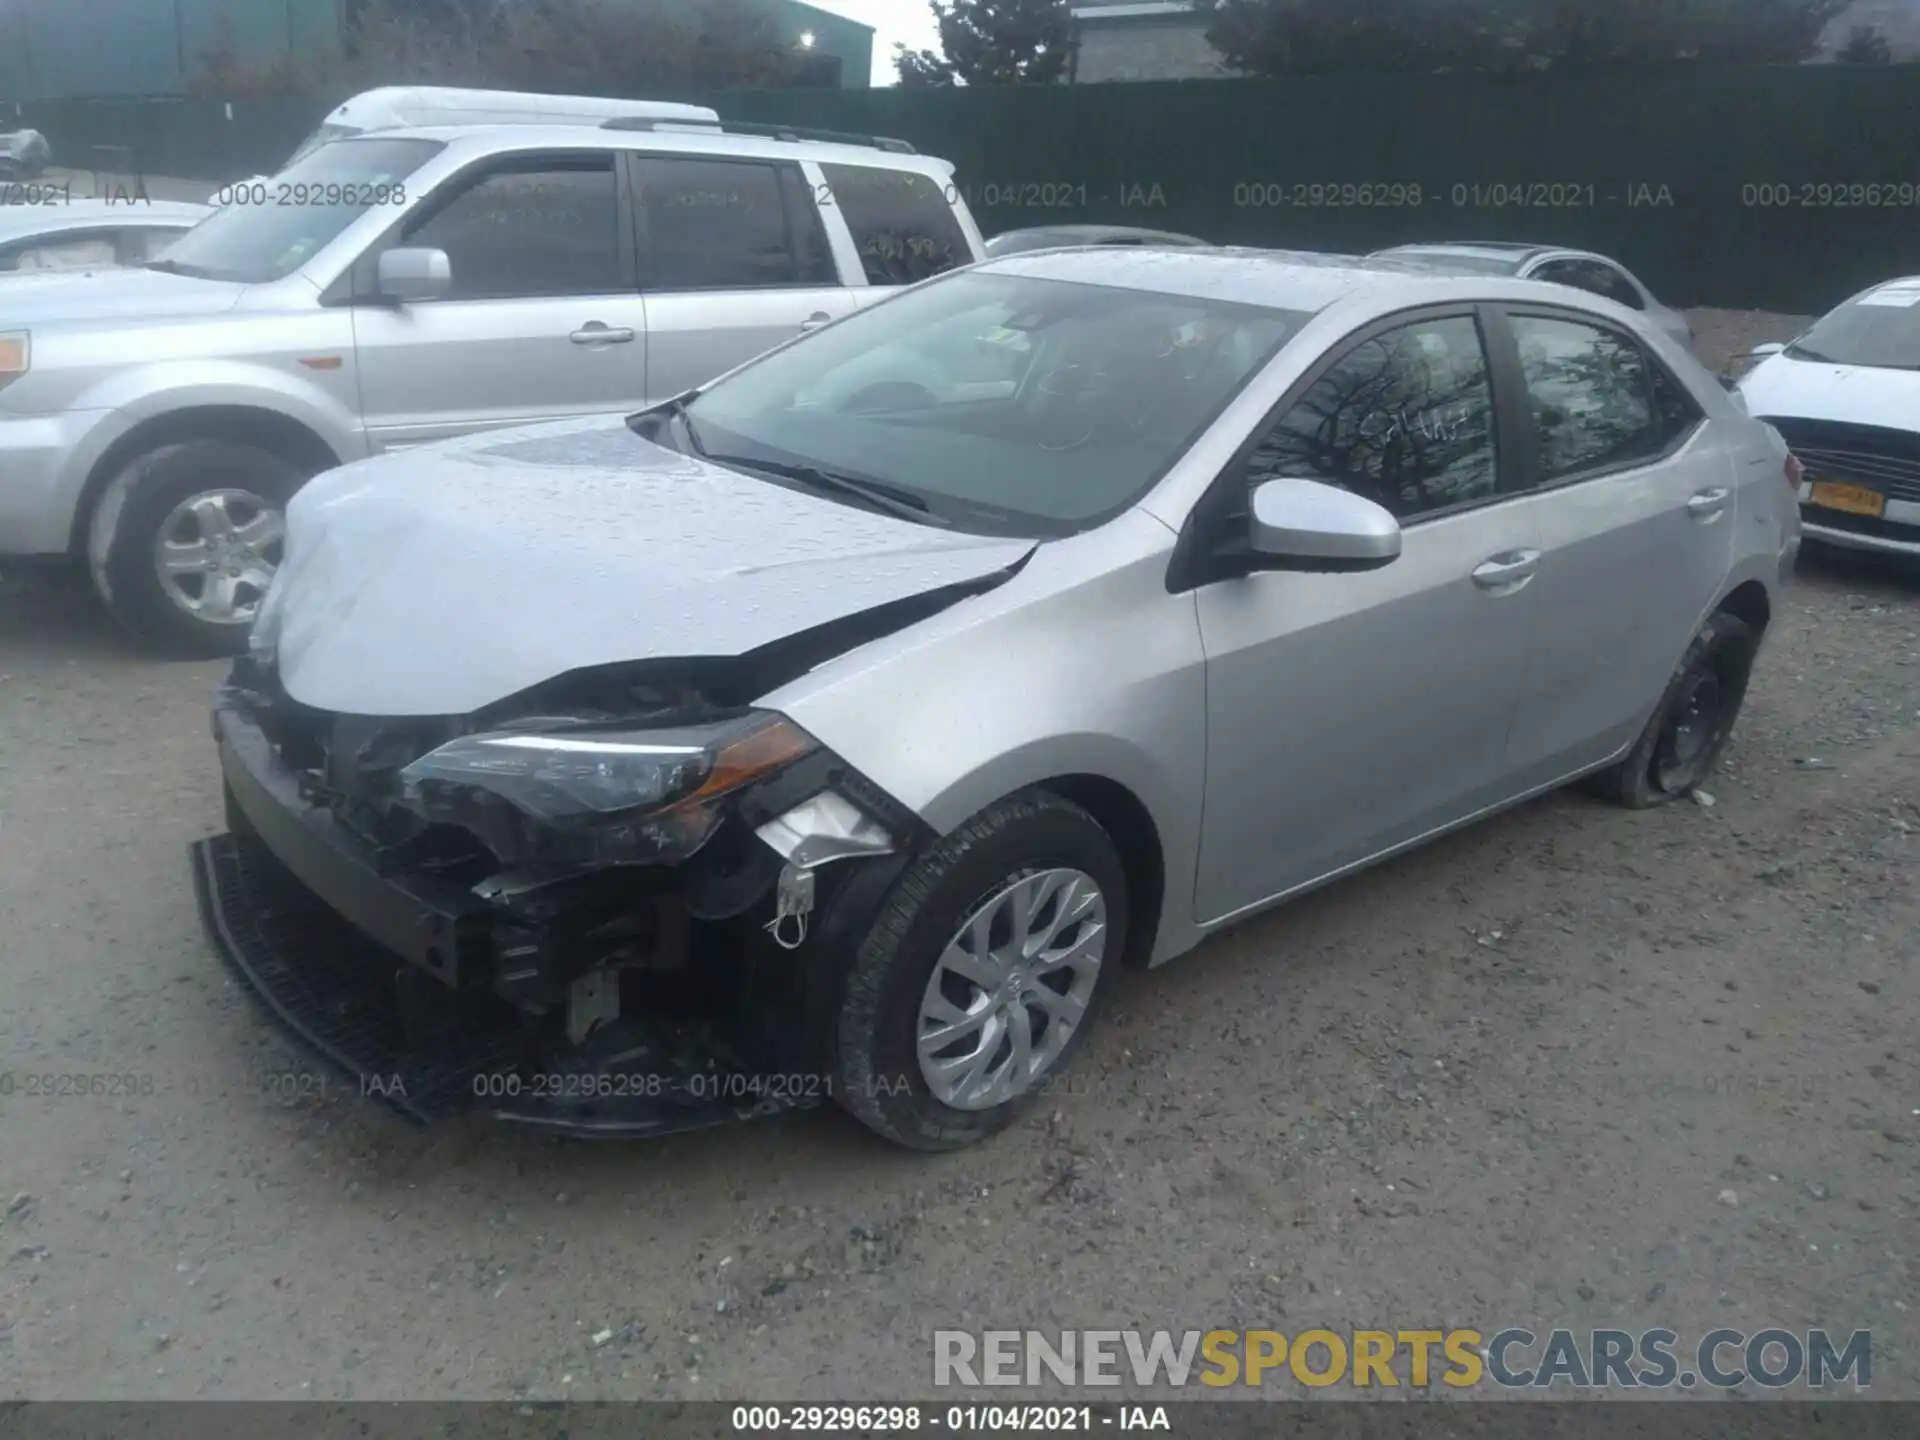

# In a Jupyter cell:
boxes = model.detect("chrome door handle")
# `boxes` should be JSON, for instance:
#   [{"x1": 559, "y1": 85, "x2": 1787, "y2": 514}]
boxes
[
  {"x1": 570, "y1": 322, "x2": 635, "y2": 345},
  {"x1": 800, "y1": 312, "x2": 832, "y2": 332},
  {"x1": 1471, "y1": 549, "x2": 1541, "y2": 591},
  {"x1": 1687, "y1": 487, "x2": 1731, "y2": 520}
]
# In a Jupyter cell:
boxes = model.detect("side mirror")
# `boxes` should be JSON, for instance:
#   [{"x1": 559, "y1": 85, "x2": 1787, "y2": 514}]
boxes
[
  {"x1": 1247, "y1": 478, "x2": 1401, "y2": 572},
  {"x1": 375, "y1": 246, "x2": 451, "y2": 304},
  {"x1": 1744, "y1": 342, "x2": 1787, "y2": 360}
]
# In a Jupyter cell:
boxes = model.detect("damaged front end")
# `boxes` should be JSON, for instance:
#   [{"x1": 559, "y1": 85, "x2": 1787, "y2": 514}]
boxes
[{"x1": 191, "y1": 648, "x2": 934, "y2": 1138}]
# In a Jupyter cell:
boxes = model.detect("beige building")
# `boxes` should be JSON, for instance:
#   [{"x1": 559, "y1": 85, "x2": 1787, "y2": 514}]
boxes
[{"x1": 1068, "y1": 3, "x2": 1225, "y2": 83}]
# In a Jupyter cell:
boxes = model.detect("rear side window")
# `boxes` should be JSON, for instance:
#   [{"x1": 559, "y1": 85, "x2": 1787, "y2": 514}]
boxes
[
  {"x1": 820, "y1": 163, "x2": 968, "y2": 286},
  {"x1": 635, "y1": 156, "x2": 827, "y2": 291},
  {"x1": 1509, "y1": 314, "x2": 1695, "y2": 481}
]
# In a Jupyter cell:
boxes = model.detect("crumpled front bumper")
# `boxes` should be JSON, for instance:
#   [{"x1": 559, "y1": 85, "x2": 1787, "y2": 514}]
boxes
[{"x1": 192, "y1": 693, "x2": 834, "y2": 1138}]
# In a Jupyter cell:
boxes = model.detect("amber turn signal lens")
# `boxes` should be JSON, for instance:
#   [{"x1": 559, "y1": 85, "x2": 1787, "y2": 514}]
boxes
[{"x1": 678, "y1": 715, "x2": 817, "y2": 806}]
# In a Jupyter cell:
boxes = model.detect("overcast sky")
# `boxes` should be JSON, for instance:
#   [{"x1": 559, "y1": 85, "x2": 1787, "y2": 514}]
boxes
[{"x1": 804, "y1": 1, "x2": 944, "y2": 84}]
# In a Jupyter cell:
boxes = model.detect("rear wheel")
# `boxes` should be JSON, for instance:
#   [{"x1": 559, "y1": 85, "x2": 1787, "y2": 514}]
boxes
[
  {"x1": 88, "y1": 440, "x2": 303, "y2": 658},
  {"x1": 1588, "y1": 611, "x2": 1758, "y2": 809},
  {"x1": 833, "y1": 791, "x2": 1126, "y2": 1151}
]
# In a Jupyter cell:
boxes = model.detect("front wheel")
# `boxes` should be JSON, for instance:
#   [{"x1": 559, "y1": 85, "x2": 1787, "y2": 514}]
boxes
[
  {"x1": 1587, "y1": 611, "x2": 1758, "y2": 809},
  {"x1": 88, "y1": 440, "x2": 303, "y2": 658},
  {"x1": 833, "y1": 791, "x2": 1127, "y2": 1151}
]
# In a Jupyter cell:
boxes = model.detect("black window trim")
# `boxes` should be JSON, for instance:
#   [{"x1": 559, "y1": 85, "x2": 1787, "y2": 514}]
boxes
[
  {"x1": 1488, "y1": 301, "x2": 1706, "y2": 497},
  {"x1": 323, "y1": 146, "x2": 637, "y2": 307},
  {"x1": 1167, "y1": 301, "x2": 1521, "y2": 594},
  {"x1": 624, "y1": 151, "x2": 826, "y2": 295}
]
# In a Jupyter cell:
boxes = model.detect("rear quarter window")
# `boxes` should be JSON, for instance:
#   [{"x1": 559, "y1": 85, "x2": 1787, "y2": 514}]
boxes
[{"x1": 819, "y1": 163, "x2": 969, "y2": 286}]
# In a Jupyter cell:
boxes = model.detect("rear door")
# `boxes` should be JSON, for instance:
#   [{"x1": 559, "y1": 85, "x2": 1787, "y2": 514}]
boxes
[
  {"x1": 1491, "y1": 306, "x2": 1736, "y2": 788},
  {"x1": 629, "y1": 153, "x2": 855, "y2": 404},
  {"x1": 349, "y1": 150, "x2": 648, "y2": 450}
]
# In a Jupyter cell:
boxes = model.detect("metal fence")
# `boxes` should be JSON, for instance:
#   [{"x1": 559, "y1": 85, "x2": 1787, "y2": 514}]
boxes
[{"x1": 10, "y1": 63, "x2": 1920, "y2": 313}]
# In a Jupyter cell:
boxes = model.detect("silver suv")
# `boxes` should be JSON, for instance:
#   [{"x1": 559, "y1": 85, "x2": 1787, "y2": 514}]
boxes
[{"x1": 0, "y1": 117, "x2": 984, "y2": 653}]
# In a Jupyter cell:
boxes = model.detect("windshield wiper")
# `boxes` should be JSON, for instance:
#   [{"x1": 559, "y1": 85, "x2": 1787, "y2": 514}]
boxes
[
  {"x1": 704, "y1": 453, "x2": 938, "y2": 523},
  {"x1": 1783, "y1": 342, "x2": 1841, "y2": 364},
  {"x1": 627, "y1": 390, "x2": 708, "y2": 455}
]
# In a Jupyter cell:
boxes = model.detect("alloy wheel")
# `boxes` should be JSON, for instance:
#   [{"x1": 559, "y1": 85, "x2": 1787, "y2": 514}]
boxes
[
  {"x1": 916, "y1": 867, "x2": 1108, "y2": 1111},
  {"x1": 152, "y1": 488, "x2": 285, "y2": 626}
]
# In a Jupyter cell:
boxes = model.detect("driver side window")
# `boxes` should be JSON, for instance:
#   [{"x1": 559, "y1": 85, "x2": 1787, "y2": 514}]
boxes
[
  {"x1": 1244, "y1": 314, "x2": 1500, "y2": 521},
  {"x1": 401, "y1": 156, "x2": 621, "y2": 300}
]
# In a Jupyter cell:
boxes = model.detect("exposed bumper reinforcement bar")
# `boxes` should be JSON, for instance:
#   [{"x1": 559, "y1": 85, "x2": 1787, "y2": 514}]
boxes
[{"x1": 191, "y1": 833, "x2": 824, "y2": 1139}]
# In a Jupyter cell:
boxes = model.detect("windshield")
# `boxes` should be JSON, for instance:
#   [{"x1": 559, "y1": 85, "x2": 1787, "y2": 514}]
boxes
[
  {"x1": 1787, "y1": 286, "x2": 1920, "y2": 370},
  {"x1": 680, "y1": 271, "x2": 1304, "y2": 537},
  {"x1": 154, "y1": 137, "x2": 442, "y2": 284},
  {"x1": 282, "y1": 121, "x2": 360, "y2": 169}
]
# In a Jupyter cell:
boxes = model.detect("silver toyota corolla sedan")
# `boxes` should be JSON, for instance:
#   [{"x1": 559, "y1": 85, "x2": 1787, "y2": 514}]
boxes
[{"x1": 193, "y1": 247, "x2": 1800, "y2": 1151}]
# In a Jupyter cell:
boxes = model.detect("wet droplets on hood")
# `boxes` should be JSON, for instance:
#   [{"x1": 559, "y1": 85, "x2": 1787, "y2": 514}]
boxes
[{"x1": 274, "y1": 416, "x2": 1038, "y2": 716}]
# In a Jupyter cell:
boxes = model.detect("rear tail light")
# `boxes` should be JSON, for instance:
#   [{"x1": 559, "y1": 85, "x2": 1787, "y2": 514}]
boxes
[{"x1": 1784, "y1": 453, "x2": 1805, "y2": 492}]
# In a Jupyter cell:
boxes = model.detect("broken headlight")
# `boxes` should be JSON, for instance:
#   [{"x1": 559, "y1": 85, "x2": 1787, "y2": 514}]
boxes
[{"x1": 394, "y1": 711, "x2": 818, "y2": 867}]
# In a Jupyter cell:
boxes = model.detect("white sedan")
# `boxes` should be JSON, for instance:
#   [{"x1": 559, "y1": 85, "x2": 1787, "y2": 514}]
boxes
[
  {"x1": 1738, "y1": 276, "x2": 1920, "y2": 559},
  {"x1": 0, "y1": 198, "x2": 210, "y2": 274}
]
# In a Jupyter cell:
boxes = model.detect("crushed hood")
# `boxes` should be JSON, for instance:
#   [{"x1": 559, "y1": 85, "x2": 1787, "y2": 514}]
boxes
[
  {"x1": 272, "y1": 418, "x2": 1036, "y2": 716},
  {"x1": 1739, "y1": 354, "x2": 1920, "y2": 431}
]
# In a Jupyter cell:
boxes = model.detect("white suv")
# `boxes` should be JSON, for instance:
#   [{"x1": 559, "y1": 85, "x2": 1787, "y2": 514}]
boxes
[{"x1": 0, "y1": 115, "x2": 985, "y2": 654}]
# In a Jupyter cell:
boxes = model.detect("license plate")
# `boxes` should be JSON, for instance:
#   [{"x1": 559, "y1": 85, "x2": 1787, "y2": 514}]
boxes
[{"x1": 1808, "y1": 480, "x2": 1886, "y2": 517}]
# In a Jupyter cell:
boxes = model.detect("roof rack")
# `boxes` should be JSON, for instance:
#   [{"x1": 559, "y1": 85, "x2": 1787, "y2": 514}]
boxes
[{"x1": 601, "y1": 116, "x2": 916, "y2": 154}]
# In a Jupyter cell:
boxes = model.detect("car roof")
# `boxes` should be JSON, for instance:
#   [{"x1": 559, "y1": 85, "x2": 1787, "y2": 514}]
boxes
[
  {"x1": 991, "y1": 225, "x2": 1208, "y2": 247},
  {"x1": 977, "y1": 245, "x2": 1647, "y2": 321},
  {"x1": 382, "y1": 123, "x2": 955, "y2": 176},
  {"x1": 321, "y1": 87, "x2": 720, "y2": 130},
  {"x1": 0, "y1": 199, "x2": 209, "y2": 242},
  {"x1": 1375, "y1": 242, "x2": 1557, "y2": 268}
]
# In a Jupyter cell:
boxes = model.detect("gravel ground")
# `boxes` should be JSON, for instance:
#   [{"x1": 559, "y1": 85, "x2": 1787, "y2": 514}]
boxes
[{"x1": 2, "y1": 310, "x2": 1915, "y2": 1403}]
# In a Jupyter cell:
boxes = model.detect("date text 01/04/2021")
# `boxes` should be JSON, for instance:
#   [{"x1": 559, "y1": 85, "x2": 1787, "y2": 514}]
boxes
[
  {"x1": 729, "y1": 1404, "x2": 1173, "y2": 1432},
  {"x1": 1230, "y1": 182, "x2": 1678, "y2": 209}
]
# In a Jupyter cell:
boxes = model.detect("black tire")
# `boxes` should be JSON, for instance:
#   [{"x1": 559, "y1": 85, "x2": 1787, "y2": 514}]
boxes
[
  {"x1": 87, "y1": 439, "x2": 305, "y2": 659},
  {"x1": 1586, "y1": 611, "x2": 1758, "y2": 809},
  {"x1": 832, "y1": 790, "x2": 1128, "y2": 1151}
]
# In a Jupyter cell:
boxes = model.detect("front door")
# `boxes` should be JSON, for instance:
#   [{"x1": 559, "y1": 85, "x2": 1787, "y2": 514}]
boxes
[
  {"x1": 350, "y1": 152, "x2": 648, "y2": 450},
  {"x1": 1491, "y1": 308, "x2": 1737, "y2": 787},
  {"x1": 1193, "y1": 311, "x2": 1542, "y2": 922},
  {"x1": 629, "y1": 154, "x2": 857, "y2": 406}
]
